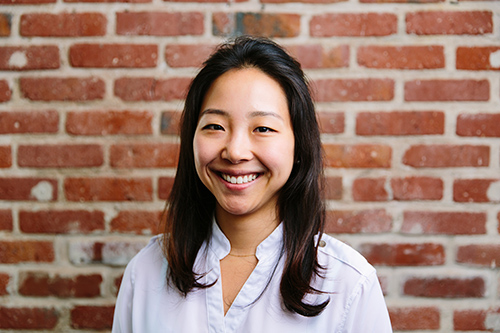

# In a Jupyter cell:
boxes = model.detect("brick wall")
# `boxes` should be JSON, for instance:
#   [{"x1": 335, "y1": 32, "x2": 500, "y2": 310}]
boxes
[{"x1": 0, "y1": 0, "x2": 499, "y2": 330}]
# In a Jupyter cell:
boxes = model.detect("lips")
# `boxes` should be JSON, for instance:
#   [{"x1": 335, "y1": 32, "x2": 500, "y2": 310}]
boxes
[{"x1": 220, "y1": 173, "x2": 258, "y2": 184}]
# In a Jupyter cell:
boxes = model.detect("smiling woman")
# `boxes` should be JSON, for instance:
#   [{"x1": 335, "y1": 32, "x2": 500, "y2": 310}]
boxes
[{"x1": 112, "y1": 36, "x2": 392, "y2": 332}]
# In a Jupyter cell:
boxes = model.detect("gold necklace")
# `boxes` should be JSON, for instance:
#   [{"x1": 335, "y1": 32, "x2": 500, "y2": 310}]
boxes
[{"x1": 227, "y1": 252, "x2": 255, "y2": 258}]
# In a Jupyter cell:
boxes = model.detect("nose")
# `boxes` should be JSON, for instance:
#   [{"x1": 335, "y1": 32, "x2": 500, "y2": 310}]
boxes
[{"x1": 221, "y1": 131, "x2": 252, "y2": 164}]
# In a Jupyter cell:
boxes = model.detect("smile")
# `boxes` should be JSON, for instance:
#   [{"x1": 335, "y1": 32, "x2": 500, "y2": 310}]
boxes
[{"x1": 221, "y1": 173, "x2": 258, "y2": 184}]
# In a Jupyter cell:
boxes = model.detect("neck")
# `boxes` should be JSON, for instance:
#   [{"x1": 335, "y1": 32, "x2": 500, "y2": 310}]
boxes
[{"x1": 215, "y1": 205, "x2": 280, "y2": 256}]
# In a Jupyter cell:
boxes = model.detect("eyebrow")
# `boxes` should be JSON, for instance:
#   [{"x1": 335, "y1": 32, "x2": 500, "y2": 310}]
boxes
[{"x1": 200, "y1": 109, "x2": 284, "y2": 121}]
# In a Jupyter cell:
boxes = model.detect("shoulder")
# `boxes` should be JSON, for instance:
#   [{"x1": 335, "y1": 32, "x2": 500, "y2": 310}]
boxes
[{"x1": 125, "y1": 235, "x2": 166, "y2": 283}]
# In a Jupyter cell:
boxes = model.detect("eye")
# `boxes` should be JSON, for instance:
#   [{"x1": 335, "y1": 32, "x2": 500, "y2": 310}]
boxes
[
  {"x1": 254, "y1": 126, "x2": 276, "y2": 133},
  {"x1": 202, "y1": 124, "x2": 224, "y2": 131}
]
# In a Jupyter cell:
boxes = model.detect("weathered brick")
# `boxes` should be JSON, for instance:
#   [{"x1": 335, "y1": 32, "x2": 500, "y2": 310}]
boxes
[
  {"x1": 286, "y1": 44, "x2": 349, "y2": 69},
  {"x1": 356, "y1": 111, "x2": 444, "y2": 136},
  {"x1": 0, "y1": 241, "x2": 54, "y2": 263},
  {"x1": 310, "y1": 13, "x2": 397, "y2": 37},
  {"x1": 457, "y1": 113, "x2": 500, "y2": 137},
  {"x1": 165, "y1": 44, "x2": 215, "y2": 68},
  {"x1": 114, "y1": 77, "x2": 191, "y2": 101},
  {"x1": 453, "y1": 178, "x2": 500, "y2": 203},
  {"x1": 19, "y1": 210, "x2": 105, "y2": 234},
  {"x1": 0, "y1": 13, "x2": 10, "y2": 36},
  {"x1": 0, "y1": 110, "x2": 59, "y2": 134},
  {"x1": 317, "y1": 112, "x2": 344, "y2": 134},
  {"x1": 160, "y1": 111, "x2": 182, "y2": 135},
  {"x1": 389, "y1": 307, "x2": 440, "y2": 330},
  {"x1": 406, "y1": 11, "x2": 493, "y2": 35},
  {"x1": 0, "y1": 178, "x2": 57, "y2": 201},
  {"x1": 110, "y1": 143, "x2": 179, "y2": 168},
  {"x1": 20, "y1": 77, "x2": 105, "y2": 102},
  {"x1": 117, "y1": 12, "x2": 203, "y2": 36},
  {"x1": 264, "y1": 0, "x2": 345, "y2": 3},
  {"x1": 213, "y1": 12, "x2": 300, "y2": 38},
  {"x1": 69, "y1": 240, "x2": 148, "y2": 266},
  {"x1": 403, "y1": 145, "x2": 489, "y2": 168},
  {"x1": 0, "y1": 209, "x2": 12, "y2": 231},
  {"x1": 110, "y1": 210, "x2": 162, "y2": 234},
  {"x1": 361, "y1": 0, "x2": 442, "y2": 3},
  {"x1": 66, "y1": 110, "x2": 153, "y2": 135},
  {"x1": 0, "y1": 0, "x2": 54, "y2": 4},
  {"x1": 18, "y1": 144, "x2": 103, "y2": 168},
  {"x1": 70, "y1": 44, "x2": 157, "y2": 68},
  {"x1": 0, "y1": 307, "x2": 58, "y2": 329},
  {"x1": 457, "y1": 47, "x2": 500, "y2": 70},
  {"x1": 0, "y1": 80, "x2": 11, "y2": 102},
  {"x1": 404, "y1": 276, "x2": 485, "y2": 298},
  {"x1": 360, "y1": 243, "x2": 445, "y2": 266},
  {"x1": 402, "y1": 211, "x2": 486, "y2": 235},
  {"x1": 391, "y1": 176, "x2": 443, "y2": 200},
  {"x1": 20, "y1": 13, "x2": 106, "y2": 37},
  {"x1": 158, "y1": 176, "x2": 175, "y2": 200},
  {"x1": 352, "y1": 178, "x2": 388, "y2": 201},
  {"x1": 457, "y1": 244, "x2": 500, "y2": 268},
  {"x1": 0, "y1": 46, "x2": 59, "y2": 70},
  {"x1": 65, "y1": 0, "x2": 150, "y2": 3},
  {"x1": 323, "y1": 144, "x2": 392, "y2": 168},
  {"x1": 405, "y1": 79, "x2": 489, "y2": 101},
  {"x1": 71, "y1": 305, "x2": 114, "y2": 329},
  {"x1": 325, "y1": 209, "x2": 392, "y2": 233},
  {"x1": 64, "y1": 177, "x2": 153, "y2": 202},
  {"x1": 454, "y1": 308, "x2": 500, "y2": 331},
  {"x1": 358, "y1": 45, "x2": 444, "y2": 69},
  {"x1": 313, "y1": 79, "x2": 394, "y2": 102},
  {"x1": 0, "y1": 146, "x2": 11, "y2": 168},
  {"x1": 324, "y1": 176, "x2": 342, "y2": 200},
  {"x1": 0, "y1": 273, "x2": 8, "y2": 295},
  {"x1": 19, "y1": 272, "x2": 102, "y2": 297}
]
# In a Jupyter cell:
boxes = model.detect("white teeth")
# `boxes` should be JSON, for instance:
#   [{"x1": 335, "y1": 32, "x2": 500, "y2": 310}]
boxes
[{"x1": 222, "y1": 173, "x2": 257, "y2": 184}]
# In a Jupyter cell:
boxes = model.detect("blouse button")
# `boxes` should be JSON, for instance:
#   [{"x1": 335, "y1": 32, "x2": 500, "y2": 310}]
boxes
[{"x1": 319, "y1": 240, "x2": 326, "y2": 247}]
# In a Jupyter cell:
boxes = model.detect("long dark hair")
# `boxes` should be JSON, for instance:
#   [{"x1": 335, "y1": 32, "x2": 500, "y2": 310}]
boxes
[{"x1": 163, "y1": 36, "x2": 327, "y2": 317}]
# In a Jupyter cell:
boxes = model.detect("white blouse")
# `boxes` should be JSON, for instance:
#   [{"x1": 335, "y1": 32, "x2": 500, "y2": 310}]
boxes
[{"x1": 112, "y1": 222, "x2": 392, "y2": 333}]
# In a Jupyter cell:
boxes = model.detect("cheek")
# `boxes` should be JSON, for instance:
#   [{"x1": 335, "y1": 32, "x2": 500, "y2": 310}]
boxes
[{"x1": 193, "y1": 135, "x2": 214, "y2": 172}]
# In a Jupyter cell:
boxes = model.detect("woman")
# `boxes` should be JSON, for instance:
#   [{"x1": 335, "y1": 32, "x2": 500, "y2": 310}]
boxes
[{"x1": 113, "y1": 36, "x2": 392, "y2": 332}]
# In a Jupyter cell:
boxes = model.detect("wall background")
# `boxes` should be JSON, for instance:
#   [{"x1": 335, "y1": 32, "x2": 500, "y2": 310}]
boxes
[{"x1": 0, "y1": 0, "x2": 499, "y2": 330}]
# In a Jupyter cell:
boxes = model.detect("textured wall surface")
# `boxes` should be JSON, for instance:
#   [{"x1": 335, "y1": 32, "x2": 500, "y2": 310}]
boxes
[{"x1": 0, "y1": 0, "x2": 499, "y2": 330}]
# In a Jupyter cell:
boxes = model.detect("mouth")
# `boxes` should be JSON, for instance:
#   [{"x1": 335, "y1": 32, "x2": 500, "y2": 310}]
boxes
[{"x1": 220, "y1": 173, "x2": 259, "y2": 185}]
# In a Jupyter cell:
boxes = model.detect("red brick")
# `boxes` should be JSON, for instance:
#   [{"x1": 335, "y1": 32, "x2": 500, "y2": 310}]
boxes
[
  {"x1": 360, "y1": 243, "x2": 445, "y2": 266},
  {"x1": 457, "y1": 244, "x2": 500, "y2": 268},
  {"x1": 0, "y1": 13, "x2": 10, "y2": 36},
  {"x1": 391, "y1": 176, "x2": 443, "y2": 200},
  {"x1": 165, "y1": 44, "x2": 215, "y2": 68},
  {"x1": 18, "y1": 144, "x2": 103, "y2": 168},
  {"x1": 117, "y1": 12, "x2": 203, "y2": 36},
  {"x1": 0, "y1": 210, "x2": 12, "y2": 231},
  {"x1": 70, "y1": 44, "x2": 157, "y2": 68},
  {"x1": 405, "y1": 79, "x2": 489, "y2": 101},
  {"x1": 0, "y1": 110, "x2": 59, "y2": 134},
  {"x1": 317, "y1": 112, "x2": 344, "y2": 134},
  {"x1": 404, "y1": 276, "x2": 485, "y2": 298},
  {"x1": 65, "y1": 0, "x2": 150, "y2": 3},
  {"x1": 0, "y1": 178, "x2": 57, "y2": 201},
  {"x1": 0, "y1": 0, "x2": 54, "y2": 4},
  {"x1": 454, "y1": 309, "x2": 500, "y2": 331},
  {"x1": 457, "y1": 47, "x2": 500, "y2": 70},
  {"x1": 20, "y1": 13, "x2": 106, "y2": 37},
  {"x1": 403, "y1": 145, "x2": 489, "y2": 168},
  {"x1": 356, "y1": 111, "x2": 444, "y2": 136},
  {"x1": 0, "y1": 307, "x2": 58, "y2": 329},
  {"x1": 325, "y1": 209, "x2": 392, "y2": 233},
  {"x1": 64, "y1": 177, "x2": 152, "y2": 202},
  {"x1": 358, "y1": 45, "x2": 444, "y2": 69},
  {"x1": 0, "y1": 241, "x2": 54, "y2": 263},
  {"x1": 114, "y1": 77, "x2": 191, "y2": 101},
  {"x1": 389, "y1": 307, "x2": 440, "y2": 330},
  {"x1": 323, "y1": 144, "x2": 392, "y2": 168},
  {"x1": 406, "y1": 11, "x2": 493, "y2": 35},
  {"x1": 158, "y1": 176, "x2": 175, "y2": 200},
  {"x1": 313, "y1": 79, "x2": 394, "y2": 102},
  {"x1": 71, "y1": 305, "x2": 114, "y2": 329},
  {"x1": 286, "y1": 44, "x2": 349, "y2": 69},
  {"x1": 160, "y1": 111, "x2": 181, "y2": 135},
  {"x1": 19, "y1": 272, "x2": 102, "y2": 297},
  {"x1": 20, "y1": 77, "x2": 105, "y2": 102},
  {"x1": 110, "y1": 210, "x2": 162, "y2": 234},
  {"x1": 19, "y1": 210, "x2": 105, "y2": 234},
  {"x1": 0, "y1": 146, "x2": 11, "y2": 168},
  {"x1": 454, "y1": 178, "x2": 500, "y2": 203},
  {"x1": 0, "y1": 46, "x2": 59, "y2": 70},
  {"x1": 352, "y1": 178, "x2": 388, "y2": 201},
  {"x1": 0, "y1": 80, "x2": 11, "y2": 102},
  {"x1": 0, "y1": 273, "x2": 8, "y2": 295},
  {"x1": 310, "y1": 13, "x2": 397, "y2": 37},
  {"x1": 66, "y1": 110, "x2": 153, "y2": 135},
  {"x1": 324, "y1": 176, "x2": 342, "y2": 200},
  {"x1": 110, "y1": 143, "x2": 179, "y2": 168},
  {"x1": 402, "y1": 211, "x2": 486, "y2": 235},
  {"x1": 457, "y1": 113, "x2": 500, "y2": 137},
  {"x1": 361, "y1": 0, "x2": 442, "y2": 3},
  {"x1": 213, "y1": 12, "x2": 300, "y2": 38}
]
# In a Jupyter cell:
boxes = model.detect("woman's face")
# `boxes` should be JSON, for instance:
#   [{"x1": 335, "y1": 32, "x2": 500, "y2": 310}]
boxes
[{"x1": 193, "y1": 68, "x2": 295, "y2": 221}]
